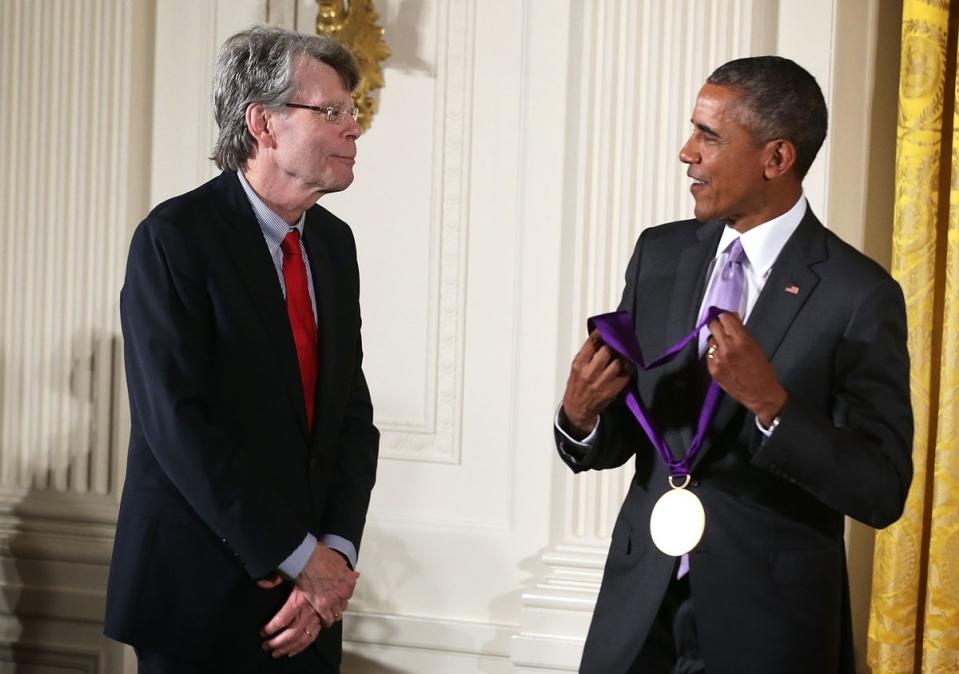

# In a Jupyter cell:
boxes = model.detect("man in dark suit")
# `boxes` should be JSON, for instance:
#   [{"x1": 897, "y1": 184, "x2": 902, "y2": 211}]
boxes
[
  {"x1": 555, "y1": 56, "x2": 912, "y2": 673},
  {"x1": 105, "y1": 26, "x2": 379, "y2": 673}
]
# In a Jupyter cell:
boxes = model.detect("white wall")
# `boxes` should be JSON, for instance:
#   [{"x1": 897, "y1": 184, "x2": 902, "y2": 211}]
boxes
[{"x1": 0, "y1": 1, "x2": 897, "y2": 672}]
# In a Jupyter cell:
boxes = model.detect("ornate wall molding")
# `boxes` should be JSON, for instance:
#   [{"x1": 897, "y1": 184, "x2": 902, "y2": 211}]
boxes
[{"x1": 373, "y1": 0, "x2": 475, "y2": 464}]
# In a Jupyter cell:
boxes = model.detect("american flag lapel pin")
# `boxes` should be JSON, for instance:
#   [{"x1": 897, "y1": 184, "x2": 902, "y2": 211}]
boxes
[{"x1": 785, "y1": 285, "x2": 800, "y2": 295}]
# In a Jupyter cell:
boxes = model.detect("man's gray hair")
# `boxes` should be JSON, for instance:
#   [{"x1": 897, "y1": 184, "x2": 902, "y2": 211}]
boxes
[
  {"x1": 211, "y1": 25, "x2": 360, "y2": 171},
  {"x1": 707, "y1": 56, "x2": 827, "y2": 180}
]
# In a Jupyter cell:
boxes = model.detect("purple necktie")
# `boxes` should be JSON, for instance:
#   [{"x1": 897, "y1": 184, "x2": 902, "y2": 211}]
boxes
[
  {"x1": 697, "y1": 238, "x2": 746, "y2": 354},
  {"x1": 686, "y1": 237, "x2": 743, "y2": 577}
]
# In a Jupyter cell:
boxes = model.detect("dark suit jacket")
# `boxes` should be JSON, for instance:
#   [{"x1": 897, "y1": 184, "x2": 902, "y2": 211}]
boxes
[
  {"x1": 105, "y1": 171, "x2": 379, "y2": 671},
  {"x1": 556, "y1": 208, "x2": 912, "y2": 674}
]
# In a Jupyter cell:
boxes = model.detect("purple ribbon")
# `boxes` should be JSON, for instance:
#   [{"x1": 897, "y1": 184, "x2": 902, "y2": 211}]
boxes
[{"x1": 587, "y1": 307, "x2": 727, "y2": 478}]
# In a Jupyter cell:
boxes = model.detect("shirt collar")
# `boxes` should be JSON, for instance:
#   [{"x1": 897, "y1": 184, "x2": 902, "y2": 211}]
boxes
[
  {"x1": 714, "y1": 194, "x2": 807, "y2": 277},
  {"x1": 236, "y1": 170, "x2": 305, "y2": 250}
]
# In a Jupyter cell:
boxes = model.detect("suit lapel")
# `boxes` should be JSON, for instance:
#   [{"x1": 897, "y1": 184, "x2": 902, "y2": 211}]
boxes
[
  {"x1": 661, "y1": 221, "x2": 723, "y2": 456},
  {"x1": 301, "y1": 211, "x2": 337, "y2": 444},
  {"x1": 663, "y1": 221, "x2": 723, "y2": 349},
  {"x1": 690, "y1": 208, "x2": 826, "y2": 471},
  {"x1": 215, "y1": 172, "x2": 310, "y2": 438},
  {"x1": 743, "y1": 210, "x2": 824, "y2": 365}
]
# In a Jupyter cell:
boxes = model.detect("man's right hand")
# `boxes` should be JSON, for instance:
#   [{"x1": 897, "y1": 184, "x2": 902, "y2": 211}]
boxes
[
  {"x1": 294, "y1": 543, "x2": 359, "y2": 627},
  {"x1": 560, "y1": 329, "x2": 631, "y2": 439}
]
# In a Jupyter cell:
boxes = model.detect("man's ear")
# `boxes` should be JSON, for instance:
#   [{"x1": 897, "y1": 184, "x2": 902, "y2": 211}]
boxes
[
  {"x1": 245, "y1": 103, "x2": 276, "y2": 150},
  {"x1": 763, "y1": 139, "x2": 797, "y2": 179}
]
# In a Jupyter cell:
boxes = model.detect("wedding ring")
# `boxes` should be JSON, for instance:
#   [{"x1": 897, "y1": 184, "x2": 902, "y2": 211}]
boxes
[
  {"x1": 304, "y1": 627, "x2": 312, "y2": 637},
  {"x1": 707, "y1": 344, "x2": 717, "y2": 359}
]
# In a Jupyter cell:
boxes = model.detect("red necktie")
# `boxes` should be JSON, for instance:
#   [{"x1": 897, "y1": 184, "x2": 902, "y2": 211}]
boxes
[{"x1": 281, "y1": 230, "x2": 317, "y2": 429}]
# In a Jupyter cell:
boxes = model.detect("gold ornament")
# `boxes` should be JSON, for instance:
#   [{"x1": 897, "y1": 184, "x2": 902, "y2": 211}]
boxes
[{"x1": 316, "y1": 0, "x2": 390, "y2": 131}]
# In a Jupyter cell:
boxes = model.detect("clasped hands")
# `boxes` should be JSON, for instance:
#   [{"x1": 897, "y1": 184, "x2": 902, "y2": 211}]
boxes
[
  {"x1": 258, "y1": 543, "x2": 359, "y2": 658},
  {"x1": 561, "y1": 312, "x2": 786, "y2": 435}
]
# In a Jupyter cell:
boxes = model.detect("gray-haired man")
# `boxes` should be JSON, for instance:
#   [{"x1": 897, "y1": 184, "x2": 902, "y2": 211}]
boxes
[{"x1": 105, "y1": 25, "x2": 379, "y2": 673}]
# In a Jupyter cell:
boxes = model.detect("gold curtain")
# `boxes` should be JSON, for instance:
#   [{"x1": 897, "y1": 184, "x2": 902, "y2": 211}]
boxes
[{"x1": 868, "y1": 1, "x2": 959, "y2": 672}]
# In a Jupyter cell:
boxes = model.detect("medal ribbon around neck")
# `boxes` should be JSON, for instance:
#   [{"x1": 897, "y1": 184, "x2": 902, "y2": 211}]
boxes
[{"x1": 586, "y1": 306, "x2": 727, "y2": 478}]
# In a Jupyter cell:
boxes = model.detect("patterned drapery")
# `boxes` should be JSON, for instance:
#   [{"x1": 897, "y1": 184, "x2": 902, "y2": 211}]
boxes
[{"x1": 868, "y1": 1, "x2": 959, "y2": 672}]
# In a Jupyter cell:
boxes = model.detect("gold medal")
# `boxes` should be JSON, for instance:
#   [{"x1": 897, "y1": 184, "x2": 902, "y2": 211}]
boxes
[{"x1": 649, "y1": 475, "x2": 705, "y2": 556}]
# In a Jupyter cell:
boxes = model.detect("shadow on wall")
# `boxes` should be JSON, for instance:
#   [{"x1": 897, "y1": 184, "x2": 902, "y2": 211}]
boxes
[
  {"x1": 480, "y1": 549, "x2": 549, "y2": 674},
  {"x1": 345, "y1": 528, "x2": 525, "y2": 673},
  {"x1": 0, "y1": 331, "x2": 128, "y2": 673},
  {"x1": 342, "y1": 525, "x2": 418, "y2": 672},
  {"x1": 487, "y1": 546, "x2": 543, "y2": 629},
  {"x1": 383, "y1": 0, "x2": 433, "y2": 76}
]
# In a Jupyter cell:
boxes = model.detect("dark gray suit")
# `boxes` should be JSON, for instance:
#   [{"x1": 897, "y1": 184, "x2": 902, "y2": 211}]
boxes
[{"x1": 557, "y1": 208, "x2": 912, "y2": 673}]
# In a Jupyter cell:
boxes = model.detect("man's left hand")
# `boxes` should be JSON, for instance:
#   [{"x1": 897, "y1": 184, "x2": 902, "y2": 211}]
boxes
[
  {"x1": 706, "y1": 312, "x2": 787, "y2": 426},
  {"x1": 260, "y1": 586, "x2": 323, "y2": 658}
]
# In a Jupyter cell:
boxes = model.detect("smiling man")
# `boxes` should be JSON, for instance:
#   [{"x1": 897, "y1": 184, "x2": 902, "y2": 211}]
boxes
[
  {"x1": 555, "y1": 56, "x2": 912, "y2": 673},
  {"x1": 105, "y1": 26, "x2": 379, "y2": 674}
]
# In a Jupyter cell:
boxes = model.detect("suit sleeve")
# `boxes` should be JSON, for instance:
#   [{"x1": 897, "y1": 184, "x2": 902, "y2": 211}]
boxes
[
  {"x1": 555, "y1": 232, "x2": 651, "y2": 473},
  {"x1": 318, "y1": 232, "x2": 379, "y2": 559},
  {"x1": 320, "y1": 345, "x2": 379, "y2": 557},
  {"x1": 121, "y1": 216, "x2": 306, "y2": 578},
  {"x1": 750, "y1": 276, "x2": 913, "y2": 528}
]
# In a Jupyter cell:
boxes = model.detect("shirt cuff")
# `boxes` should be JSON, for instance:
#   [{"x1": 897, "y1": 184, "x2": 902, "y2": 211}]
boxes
[
  {"x1": 320, "y1": 534, "x2": 358, "y2": 569},
  {"x1": 755, "y1": 414, "x2": 779, "y2": 438},
  {"x1": 278, "y1": 532, "x2": 317, "y2": 579},
  {"x1": 554, "y1": 404, "x2": 600, "y2": 460}
]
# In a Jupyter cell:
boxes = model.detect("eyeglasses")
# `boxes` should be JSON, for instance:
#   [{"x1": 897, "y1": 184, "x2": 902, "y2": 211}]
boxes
[{"x1": 284, "y1": 102, "x2": 359, "y2": 124}]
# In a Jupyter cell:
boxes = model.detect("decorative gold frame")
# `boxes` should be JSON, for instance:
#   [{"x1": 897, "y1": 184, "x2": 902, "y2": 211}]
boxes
[{"x1": 316, "y1": 0, "x2": 390, "y2": 131}]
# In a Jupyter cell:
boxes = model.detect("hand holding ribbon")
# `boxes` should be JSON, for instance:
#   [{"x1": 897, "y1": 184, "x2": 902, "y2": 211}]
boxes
[
  {"x1": 560, "y1": 330, "x2": 632, "y2": 439},
  {"x1": 705, "y1": 312, "x2": 787, "y2": 427}
]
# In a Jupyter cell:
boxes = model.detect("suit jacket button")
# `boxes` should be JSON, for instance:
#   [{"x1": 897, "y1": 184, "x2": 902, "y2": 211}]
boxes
[{"x1": 309, "y1": 457, "x2": 319, "y2": 470}]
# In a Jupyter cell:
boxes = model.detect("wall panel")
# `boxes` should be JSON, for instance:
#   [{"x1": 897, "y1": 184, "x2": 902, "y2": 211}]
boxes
[{"x1": 333, "y1": 0, "x2": 473, "y2": 465}]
